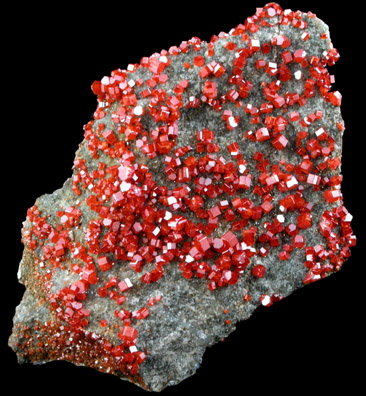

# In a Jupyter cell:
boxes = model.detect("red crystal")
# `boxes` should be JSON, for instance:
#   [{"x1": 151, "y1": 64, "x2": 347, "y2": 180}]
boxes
[
  {"x1": 119, "y1": 326, "x2": 138, "y2": 342},
  {"x1": 297, "y1": 212, "x2": 312, "y2": 229},
  {"x1": 256, "y1": 127, "x2": 270, "y2": 141},
  {"x1": 292, "y1": 234, "x2": 305, "y2": 248},
  {"x1": 97, "y1": 256, "x2": 112, "y2": 272},
  {"x1": 251, "y1": 265, "x2": 266, "y2": 278},
  {"x1": 242, "y1": 227, "x2": 256, "y2": 246},
  {"x1": 203, "y1": 81, "x2": 218, "y2": 99},
  {"x1": 281, "y1": 51, "x2": 293, "y2": 64},
  {"x1": 193, "y1": 56, "x2": 205, "y2": 67},
  {"x1": 328, "y1": 91, "x2": 342, "y2": 106},
  {"x1": 222, "y1": 231, "x2": 239, "y2": 247},
  {"x1": 118, "y1": 278, "x2": 133, "y2": 292},
  {"x1": 272, "y1": 134, "x2": 288, "y2": 150},
  {"x1": 293, "y1": 49, "x2": 307, "y2": 63},
  {"x1": 324, "y1": 189, "x2": 342, "y2": 203}
]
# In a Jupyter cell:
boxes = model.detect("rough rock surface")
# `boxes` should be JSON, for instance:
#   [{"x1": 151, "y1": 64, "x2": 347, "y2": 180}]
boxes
[{"x1": 9, "y1": 3, "x2": 356, "y2": 392}]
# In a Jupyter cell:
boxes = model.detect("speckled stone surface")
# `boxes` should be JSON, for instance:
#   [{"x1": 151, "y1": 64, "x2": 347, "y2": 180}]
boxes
[{"x1": 9, "y1": 3, "x2": 355, "y2": 392}]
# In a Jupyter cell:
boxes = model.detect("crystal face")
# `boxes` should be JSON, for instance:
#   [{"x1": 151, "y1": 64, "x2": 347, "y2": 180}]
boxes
[{"x1": 9, "y1": 2, "x2": 355, "y2": 392}]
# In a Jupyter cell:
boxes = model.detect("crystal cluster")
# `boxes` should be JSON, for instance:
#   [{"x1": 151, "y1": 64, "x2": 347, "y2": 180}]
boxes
[{"x1": 9, "y1": 3, "x2": 355, "y2": 391}]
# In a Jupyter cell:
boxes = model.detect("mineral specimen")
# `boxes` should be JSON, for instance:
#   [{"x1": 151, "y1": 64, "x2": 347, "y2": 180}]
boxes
[{"x1": 9, "y1": 2, "x2": 356, "y2": 392}]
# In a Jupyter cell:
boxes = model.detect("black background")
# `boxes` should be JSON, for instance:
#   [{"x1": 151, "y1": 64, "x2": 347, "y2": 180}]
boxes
[{"x1": 3, "y1": 1, "x2": 364, "y2": 393}]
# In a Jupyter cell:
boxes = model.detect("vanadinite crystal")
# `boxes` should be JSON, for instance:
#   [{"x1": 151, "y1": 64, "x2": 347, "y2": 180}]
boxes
[{"x1": 9, "y1": 2, "x2": 356, "y2": 391}]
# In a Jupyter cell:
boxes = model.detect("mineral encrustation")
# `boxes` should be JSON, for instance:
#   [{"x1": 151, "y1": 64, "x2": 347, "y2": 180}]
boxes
[{"x1": 10, "y1": 2, "x2": 356, "y2": 392}]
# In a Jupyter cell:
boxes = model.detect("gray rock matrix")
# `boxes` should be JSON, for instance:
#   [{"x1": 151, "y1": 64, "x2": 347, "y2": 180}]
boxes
[{"x1": 9, "y1": 3, "x2": 354, "y2": 392}]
